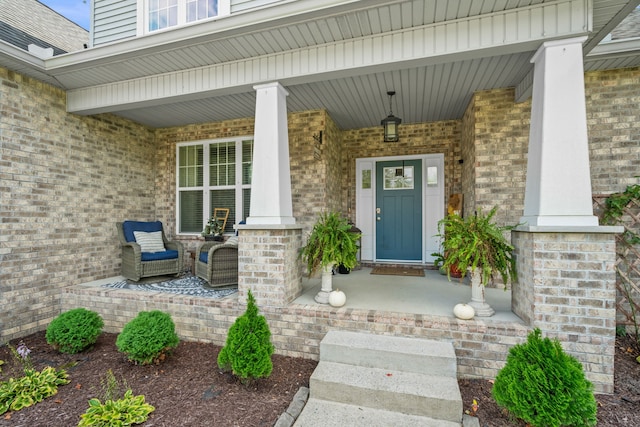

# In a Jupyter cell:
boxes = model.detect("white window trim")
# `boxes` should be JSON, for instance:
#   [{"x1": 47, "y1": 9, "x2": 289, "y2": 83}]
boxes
[
  {"x1": 137, "y1": 0, "x2": 231, "y2": 36},
  {"x1": 176, "y1": 136, "x2": 252, "y2": 236}
]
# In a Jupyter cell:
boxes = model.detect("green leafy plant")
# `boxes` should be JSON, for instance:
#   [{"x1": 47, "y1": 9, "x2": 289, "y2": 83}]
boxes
[
  {"x1": 78, "y1": 389, "x2": 155, "y2": 427},
  {"x1": 436, "y1": 206, "x2": 517, "y2": 287},
  {"x1": 116, "y1": 310, "x2": 179, "y2": 365},
  {"x1": 300, "y1": 211, "x2": 361, "y2": 276},
  {"x1": 601, "y1": 181, "x2": 640, "y2": 346},
  {"x1": 218, "y1": 290, "x2": 274, "y2": 383},
  {"x1": 99, "y1": 369, "x2": 128, "y2": 402},
  {"x1": 46, "y1": 308, "x2": 104, "y2": 354},
  {"x1": 0, "y1": 367, "x2": 70, "y2": 414},
  {"x1": 430, "y1": 251, "x2": 445, "y2": 270},
  {"x1": 602, "y1": 183, "x2": 640, "y2": 225},
  {"x1": 202, "y1": 217, "x2": 223, "y2": 236},
  {"x1": 492, "y1": 329, "x2": 597, "y2": 427}
]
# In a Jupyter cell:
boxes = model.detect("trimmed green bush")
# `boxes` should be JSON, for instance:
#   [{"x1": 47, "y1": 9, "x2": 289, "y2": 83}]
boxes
[
  {"x1": 116, "y1": 310, "x2": 179, "y2": 365},
  {"x1": 46, "y1": 308, "x2": 104, "y2": 354},
  {"x1": 217, "y1": 290, "x2": 274, "y2": 383},
  {"x1": 492, "y1": 329, "x2": 597, "y2": 427}
]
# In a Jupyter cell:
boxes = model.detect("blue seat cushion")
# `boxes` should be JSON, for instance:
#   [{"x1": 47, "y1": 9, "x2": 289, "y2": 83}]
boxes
[
  {"x1": 122, "y1": 221, "x2": 163, "y2": 243},
  {"x1": 199, "y1": 252, "x2": 209, "y2": 263},
  {"x1": 141, "y1": 250, "x2": 179, "y2": 261}
]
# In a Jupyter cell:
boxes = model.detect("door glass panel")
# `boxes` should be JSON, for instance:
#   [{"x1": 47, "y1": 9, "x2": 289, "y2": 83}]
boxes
[
  {"x1": 427, "y1": 166, "x2": 438, "y2": 186},
  {"x1": 383, "y1": 166, "x2": 414, "y2": 190},
  {"x1": 362, "y1": 169, "x2": 371, "y2": 189}
]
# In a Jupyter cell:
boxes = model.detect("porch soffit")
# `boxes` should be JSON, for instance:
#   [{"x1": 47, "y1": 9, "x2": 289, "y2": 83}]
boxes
[
  {"x1": 2, "y1": 0, "x2": 637, "y2": 130},
  {"x1": 48, "y1": 0, "x2": 551, "y2": 87},
  {"x1": 66, "y1": 0, "x2": 590, "y2": 120}
]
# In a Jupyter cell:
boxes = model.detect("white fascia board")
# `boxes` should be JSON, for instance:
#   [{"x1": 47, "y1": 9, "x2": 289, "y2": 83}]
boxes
[
  {"x1": 586, "y1": 37, "x2": 640, "y2": 58},
  {"x1": 0, "y1": 40, "x2": 46, "y2": 69},
  {"x1": 0, "y1": 41, "x2": 63, "y2": 86},
  {"x1": 46, "y1": 0, "x2": 387, "y2": 71},
  {"x1": 67, "y1": 0, "x2": 591, "y2": 115}
]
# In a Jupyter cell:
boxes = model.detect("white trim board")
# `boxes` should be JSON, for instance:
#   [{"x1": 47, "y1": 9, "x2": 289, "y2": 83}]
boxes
[{"x1": 356, "y1": 153, "x2": 444, "y2": 263}]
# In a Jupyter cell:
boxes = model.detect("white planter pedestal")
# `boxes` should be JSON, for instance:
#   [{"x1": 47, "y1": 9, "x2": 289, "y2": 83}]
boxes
[
  {"x1": 314, "y1": 265, "x2": 334, "y2": 304},
  {"x1": 468, "y1": 269, "x2": 495, "y2": 317}
]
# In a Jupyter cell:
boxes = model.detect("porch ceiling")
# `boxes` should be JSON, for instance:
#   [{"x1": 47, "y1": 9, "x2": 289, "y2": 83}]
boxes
[{"x1": 1, "y1": 0, "x2": 638, "y2": 130}]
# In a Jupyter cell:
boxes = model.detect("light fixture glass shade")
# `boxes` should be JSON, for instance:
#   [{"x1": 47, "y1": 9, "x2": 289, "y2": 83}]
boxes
[{"x1": 381, "y1": 114, "x2": 401, "y2": 142}]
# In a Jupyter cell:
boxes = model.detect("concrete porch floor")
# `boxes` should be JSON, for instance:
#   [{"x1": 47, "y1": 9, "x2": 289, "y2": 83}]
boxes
[{"x1": 295, "y1": 267, "x2": 523, "y2": 323}]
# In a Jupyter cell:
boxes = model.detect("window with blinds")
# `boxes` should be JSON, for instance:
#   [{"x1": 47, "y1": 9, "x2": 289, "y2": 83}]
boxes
[{"x1": 177, "y1": 137, "x2": 253, "y2": 234}]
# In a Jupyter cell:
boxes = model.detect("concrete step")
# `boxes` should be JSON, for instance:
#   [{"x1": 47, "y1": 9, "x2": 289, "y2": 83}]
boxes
[
  {"x1": 309, "y1": 361, "x2": 462, "y2": 422},
  {"x1": 293, "y1": 398, "x2": 461, "y2": 427},
  {"x1": 320, "y1": 330, "x2": 457, "y2": 378}
]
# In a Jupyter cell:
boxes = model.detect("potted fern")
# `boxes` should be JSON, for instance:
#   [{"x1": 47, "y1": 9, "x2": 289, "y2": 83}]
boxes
[
  {"x1": 436, "y1": 206, "x2": 517, "y2": 316},
  {"x1": 300, "y1": 211, "x2": 361, "y2": 304}
]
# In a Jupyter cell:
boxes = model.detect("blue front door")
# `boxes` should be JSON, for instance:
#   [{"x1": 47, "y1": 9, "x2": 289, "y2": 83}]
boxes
[{"x1": 375, "y1": 160, "x2": 422, "y2": 261}]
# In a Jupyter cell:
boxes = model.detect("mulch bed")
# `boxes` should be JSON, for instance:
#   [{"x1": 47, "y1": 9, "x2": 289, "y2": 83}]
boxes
[
  {"x1": 0, "y1": 332, "x2": 317, "y2": 427},
  {"x1": 458, "y1": 334, "x2": 640, "y2": 426},
  {"x1": 1, "y1": 331, "x2": 639, "y2": 426}
]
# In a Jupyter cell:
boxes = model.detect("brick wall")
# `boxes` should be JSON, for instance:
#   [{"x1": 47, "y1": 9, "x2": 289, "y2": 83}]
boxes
[
  {"x1": 463, "y1": 88, "x2": 531, "y2": 227},
  {"x1": 585, "y1": 67, "x2": 640, "y2": 194},
  {"x1": 288, "y1": 110, "x2": 332, "y2": 229},
  {"x1": 512, "y1": 230, "x2": 618, "y2": 393},
  {"x1": 460, "y1": 93, "x2": 476, "y2": 218},
  {"x1": 0, "y1": 67, "x2": 156, "y2": 339},
  {"x1": 237, "y1": 226, "x2": 303, "y2": 308},
  {"x1": 341, "y1": 120, "x2": 462, "y2": 221}
]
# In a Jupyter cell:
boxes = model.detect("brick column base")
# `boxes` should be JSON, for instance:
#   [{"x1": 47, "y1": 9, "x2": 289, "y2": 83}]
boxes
[
  {"x1": 512, "y1": 226, "x2": 621, "y2": 393},
  {"x1": 237, "y1": 225, "x2": 303, "y2": 308}
]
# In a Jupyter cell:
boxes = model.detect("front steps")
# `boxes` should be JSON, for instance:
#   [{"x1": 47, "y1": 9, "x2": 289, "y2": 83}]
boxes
[{"x1": 294, "y1": 330, "x2": 463, "y2": 427}]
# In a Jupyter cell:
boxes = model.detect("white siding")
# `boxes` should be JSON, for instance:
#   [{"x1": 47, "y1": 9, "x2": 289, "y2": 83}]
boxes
[
  {"x1": 231, "y1": 0, "x2": 284, "y2": 14},
  {"x1": 93, "y1": 0, "x2": 137, "y2": 46}
]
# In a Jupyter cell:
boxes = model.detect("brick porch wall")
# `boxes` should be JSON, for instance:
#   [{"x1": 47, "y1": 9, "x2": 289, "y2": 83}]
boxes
[
  {"x1": 59, "y1": 284, "x2": 531, "y2": 387},
  {"x1": 237, "y1": 226, "x2": 303, "y2": 308},
  {"x1": 512, "y1": 230, "x2": 618, "y2": 393}
]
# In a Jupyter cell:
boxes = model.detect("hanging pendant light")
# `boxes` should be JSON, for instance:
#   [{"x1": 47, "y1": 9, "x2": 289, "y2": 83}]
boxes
[{"x1": 381, "y1": 90, "x2": 401, "y2": 142}]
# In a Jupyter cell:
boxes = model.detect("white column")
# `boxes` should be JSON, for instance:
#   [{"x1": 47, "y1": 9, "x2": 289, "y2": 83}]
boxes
[
  {"x1": 246, "y1": 82, "x2": 295, "y2": 225},
  {"x1": 520, "y1": 37, "x2": 598, "y2": 227}
]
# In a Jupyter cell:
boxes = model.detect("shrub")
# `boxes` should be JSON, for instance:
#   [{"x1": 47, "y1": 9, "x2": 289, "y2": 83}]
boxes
[
  {"x1": 217, "y1": 290, "x2": 274, "y2": 383},
  {"x1": 46, "y1": 308, "x2": 104, "y2": 354},
  {"x1": 78, "y1": 389, "x2": 154, "y2": 427},
  {"x1": 116, "y1": 310, "x2": 179, "y2": 365},
  {"x1": 0, "y1": 367, "x2": 69, "y2": 414},
  {"x1": 492, "y1": 329, "x2": 597, "y2": 427}
]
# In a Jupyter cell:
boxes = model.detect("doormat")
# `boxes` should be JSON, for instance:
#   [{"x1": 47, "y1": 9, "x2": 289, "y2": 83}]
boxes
[
  {"x1": 370, "y1": 267, "x2": 425, "y2": 277},
  {"x1": 102, "y1": 274, "x2": 237, "y2": 299}
]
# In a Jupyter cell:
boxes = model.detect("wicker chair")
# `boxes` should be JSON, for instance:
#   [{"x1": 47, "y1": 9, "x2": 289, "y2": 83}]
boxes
[
  {"x1": 116, "y1": 221, "x2": 184, "y2": 281},
  {"x1": 195, "y1": 240, "x2": 238, "y2": 287}
]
